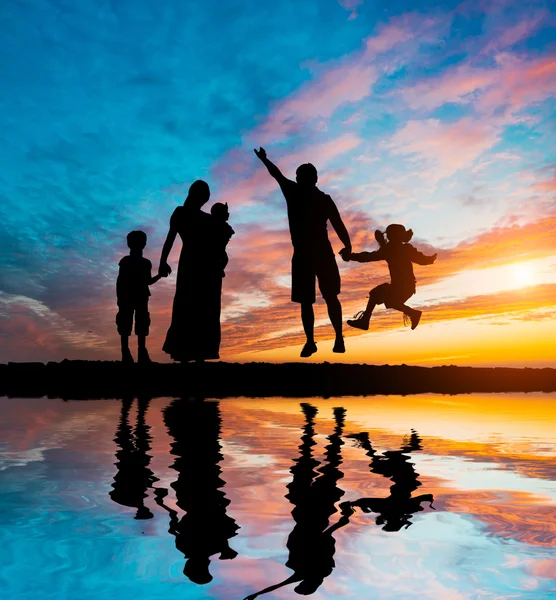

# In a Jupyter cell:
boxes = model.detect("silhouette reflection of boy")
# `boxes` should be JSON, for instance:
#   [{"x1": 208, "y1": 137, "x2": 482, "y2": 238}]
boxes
[
  {"x1": 244, "y1": 405, "x2": 351, "y2": 599},
  {"x1": 157, "y1": 399, "x2": 239, "y2": 585},
  {"x1": 342, "y1": 430, "x2": 434, "y2": 532},
  {"x1": 109, "y1": 396, "x2": 158, "y2": 520},
  {"x1": 116, "y1": 230, "x2": 166, "y2": 363}
]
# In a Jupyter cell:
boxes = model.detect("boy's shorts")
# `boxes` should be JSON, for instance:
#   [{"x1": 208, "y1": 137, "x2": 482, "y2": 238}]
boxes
[
  {"x1": 370, "y1": 282, "x2": 415, "y2": 308},
  {"x1": 116, "y1": 299, "x2": 151, "y2": 336},
  {"x1": 291, "y1": 250, "x2": 341, "y2": 304}
]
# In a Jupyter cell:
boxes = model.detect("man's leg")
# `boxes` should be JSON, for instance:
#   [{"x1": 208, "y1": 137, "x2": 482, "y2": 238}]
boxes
[
  {"x1": 300, "y1": 302, "x2": 318, "y2": 357},
  {"x1": 323, "y1": 294, "x2": 345, "y2": 352}
]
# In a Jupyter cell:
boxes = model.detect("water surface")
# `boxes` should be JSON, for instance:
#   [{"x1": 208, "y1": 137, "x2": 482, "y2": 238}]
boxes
[{"x1": 1, "y1": 394, "x2": 555, "y2": 599}]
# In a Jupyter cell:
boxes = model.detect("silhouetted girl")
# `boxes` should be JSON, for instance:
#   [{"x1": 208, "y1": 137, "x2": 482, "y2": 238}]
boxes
[{"x1": 341, "y1": 224, "x2": 436, "y2": 331}]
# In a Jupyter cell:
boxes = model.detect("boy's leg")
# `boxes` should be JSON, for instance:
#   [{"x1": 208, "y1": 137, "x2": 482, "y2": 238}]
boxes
[
  {"x1": 117, "y1": 306, "x2": 134, "y2": 363},
  {"x1": 135, "y1": 301, "x2": 152, "y2": 362}
]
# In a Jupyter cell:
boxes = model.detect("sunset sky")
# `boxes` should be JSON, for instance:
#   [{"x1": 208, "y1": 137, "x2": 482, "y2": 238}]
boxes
[{"x1": 0, "y1": 0, "x2": 555, "y2": 365}]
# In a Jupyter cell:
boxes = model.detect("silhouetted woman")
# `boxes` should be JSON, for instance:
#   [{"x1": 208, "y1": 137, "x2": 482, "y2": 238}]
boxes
[
  {"x1": 157, "y1": 399, "x2": 239, "y2": 585},
  {"x1": 158, "y1": 180, "x2": 224, "y2": 362}
]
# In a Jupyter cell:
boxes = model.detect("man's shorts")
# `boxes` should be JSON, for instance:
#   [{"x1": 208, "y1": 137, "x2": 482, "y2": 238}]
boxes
[
  {"x1": 291, "y1": 251, "x2": 341, "y2": 304},
  {"x1": 116, "y1": 299, "x2": 151, "y2": 336},
  {"x1": 370, "y1": 282, "x2": 415, "y2": 308}
]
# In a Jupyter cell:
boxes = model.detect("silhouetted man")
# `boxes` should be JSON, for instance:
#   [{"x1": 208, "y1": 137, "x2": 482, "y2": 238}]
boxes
[{"x1": 254, "y1": 148, "x2": 352, "y2": 357}]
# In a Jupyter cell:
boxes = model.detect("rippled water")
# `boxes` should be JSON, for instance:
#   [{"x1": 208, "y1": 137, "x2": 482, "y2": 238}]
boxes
[{"x1": 1, "y1": 394, "x2": 555, "y2": 599}]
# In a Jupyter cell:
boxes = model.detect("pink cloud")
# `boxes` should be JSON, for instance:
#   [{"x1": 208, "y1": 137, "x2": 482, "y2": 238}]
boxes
[
  {"x1": 252, "y1": 15, "x2": 426, "y2": 143},
  {"x1": 385, "y1": 117, "x2": 501, "y2": 180},
  {"x1": 337, "y1": 0, "x2": 364, "y2": 20},
  {"x1": 481, "y1": 12, "x2": 548, "y2": 55}
]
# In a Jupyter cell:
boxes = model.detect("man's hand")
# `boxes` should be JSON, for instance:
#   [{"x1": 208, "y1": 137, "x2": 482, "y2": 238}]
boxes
[
  {"x1": 375, "y1": 230, "x2": 386, "y2": 247},
  {"x1": 429, "y1": 253, "x2": 437, "y2": 264},
  {"x1": 339, "y1": 247, "x2": 352, "y2": 262},
  {"x1": 254, "y1": 147, "x2": 267, "y2": 161},
  {"x1": 158, "y1": 262, "x2": 172, "y2": 277}
]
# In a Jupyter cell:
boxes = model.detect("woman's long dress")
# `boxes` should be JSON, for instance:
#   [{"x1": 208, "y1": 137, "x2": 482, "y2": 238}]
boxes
[{"x1": 163, "y1": 205, "x2": 222, "y2": 362}]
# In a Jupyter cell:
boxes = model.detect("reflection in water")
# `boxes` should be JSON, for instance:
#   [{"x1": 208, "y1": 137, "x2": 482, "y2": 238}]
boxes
[
  {"x1": 157, "y1": 399, "x2": 239, "y2": 585},
  {"x1": 344, "y1": 429, "x2": 435, "y2": 531},
  {"x1": 245, "y1": 404, "x2": 352, "y2": 599},
  {"x1": 109, "y1": 396, "x2": 158, "y2": 520}
]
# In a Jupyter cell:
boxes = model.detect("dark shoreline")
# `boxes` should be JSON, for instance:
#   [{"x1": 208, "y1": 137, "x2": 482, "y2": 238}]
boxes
[{"x1": 1, "y1": 360, "x2": 555, "y2": 399}]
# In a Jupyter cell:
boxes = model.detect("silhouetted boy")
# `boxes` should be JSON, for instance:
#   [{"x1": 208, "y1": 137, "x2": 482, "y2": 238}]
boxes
[
  {"x1": 116, "y1": 230, "x2": 165, "y2": 364},
  {"x1": 210, "y1": 202, "x2": 234, "y2": 277},
  {"x1": 341, "y1": 224, "x2": 436, "y2": 331}
]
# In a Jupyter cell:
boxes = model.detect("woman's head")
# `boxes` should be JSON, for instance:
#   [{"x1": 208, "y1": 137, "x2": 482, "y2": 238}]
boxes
[
  {"x1": 386, "y1": 224, "x2": 413, "y2": 244},
  {"x1": 185, "y1": 180, "x2": 210, "y2": 208}
]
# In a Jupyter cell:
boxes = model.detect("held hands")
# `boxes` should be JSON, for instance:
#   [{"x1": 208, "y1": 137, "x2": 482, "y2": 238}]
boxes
[
  {"x1": 339, "y1": 247, "x2": 352, "y2": 262},
  {"x1": 429, "y1": 253, "x2": 438, "y2": 264},
  {"x1": 158, "y1": 262, "x2": 172, "y2": 277},
  {"x1": 254, "y1": 147, "x2": 267, "y2": 161}
]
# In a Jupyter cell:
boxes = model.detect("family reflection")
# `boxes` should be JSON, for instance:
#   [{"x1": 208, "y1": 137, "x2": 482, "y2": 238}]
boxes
[
  {"x1": 108, "y1": 399, "x2": 434, "y2": 593},
  {"x1": 157, "y1": 399, "x2": 239, "y2": 584},
  {"x1": 110, "y1": 396, "x2": 157, "y2": 520}
]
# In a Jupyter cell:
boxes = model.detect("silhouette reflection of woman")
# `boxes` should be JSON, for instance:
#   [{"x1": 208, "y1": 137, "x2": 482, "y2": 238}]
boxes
[
  {"x1": 158, "y1": 399, "x2": 239, "y2": 585},
  {"x1": 109, "y1": 396, "x2": 157, "y2": 520},
  {"x1": 244, "y1": 404, "x2": 350, "y2": 599},
  {"x1": 344, "y1": 430, "x2": 434, "y2": 531},
  {"x1": 158, "y1": 180, "x2": 224, "y2": 362}
]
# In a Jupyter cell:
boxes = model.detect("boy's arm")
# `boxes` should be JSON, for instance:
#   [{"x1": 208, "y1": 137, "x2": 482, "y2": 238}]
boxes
[
  {"x1": 408, "y1": 245, "x2": 437, "y2": 265},
  {"x1": 149, "y1": 274, "x2": 163, "y2": 285},
  {"x1": 254, "y1": 147, "x2": 293, "y2": 190}
]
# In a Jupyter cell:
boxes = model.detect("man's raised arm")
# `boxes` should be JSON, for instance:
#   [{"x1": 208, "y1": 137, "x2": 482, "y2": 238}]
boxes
[{"x1": 254, "y1": 147, "x2": 290, "y2": 187}]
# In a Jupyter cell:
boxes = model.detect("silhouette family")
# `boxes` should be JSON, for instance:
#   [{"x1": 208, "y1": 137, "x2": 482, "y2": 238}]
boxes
[
  {"x1": 109, "y1": 399, "x2": 434, "y2": 594},
  {"x1": 116, "y1": 149, "x2": 437, "y2": 362}
]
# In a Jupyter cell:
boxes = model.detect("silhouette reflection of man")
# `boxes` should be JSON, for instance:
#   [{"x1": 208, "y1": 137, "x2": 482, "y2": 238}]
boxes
[
  {"x1": 157, "y1": 399, "x2": 239, "y2": 585},
  {"x1": 109, "y1": 396, "x2": 157, "y2": 520},
  {"x1": 254, "y1": 147, "x2": 352, "y2": 358},
  {"x1": 244, "y1": 404, "x2": 351, "y2": 599},
  {"x1": 343, "y1": 430, "x2": 434, "y2": 531}
]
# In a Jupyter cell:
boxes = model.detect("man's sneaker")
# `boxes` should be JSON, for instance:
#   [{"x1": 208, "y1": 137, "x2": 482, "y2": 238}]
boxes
[
  {"x1": 121, "y1": 348, "x2": 134, "y2": 364},
  {"x1": 347, "y1": 311, "x2": 369, "y2": 330},
  {"x1": 300, "y1": 342, "x2": 318, "y2": 358},
  {"x1": 410, "y1": 310, "x2": 422, "y2": 330},
  {"x1": 333, "y1": 337, "x2": 345, "y2": 353}
]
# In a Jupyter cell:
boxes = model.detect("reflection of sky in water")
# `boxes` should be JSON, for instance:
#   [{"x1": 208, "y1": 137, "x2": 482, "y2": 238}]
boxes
[{"x1": 0, "y1": 395, "x2": 555, "y2": 599}]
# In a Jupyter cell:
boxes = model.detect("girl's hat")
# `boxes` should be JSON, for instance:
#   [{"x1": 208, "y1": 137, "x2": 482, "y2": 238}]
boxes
[{"x1": 386, "y1": 224, "x2": 413, "y2": 243}]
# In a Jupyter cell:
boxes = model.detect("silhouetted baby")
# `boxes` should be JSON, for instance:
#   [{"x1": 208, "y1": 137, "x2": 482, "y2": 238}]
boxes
[
  {"x1": 116, "y1": 230, "x2": 166, "y2": 364},
  {"x1": 340, "y1": 224, "x2": 436, "y2": 330},
  {"x1": 210, "y1": 202, "x2": 234, "y2": 278}
]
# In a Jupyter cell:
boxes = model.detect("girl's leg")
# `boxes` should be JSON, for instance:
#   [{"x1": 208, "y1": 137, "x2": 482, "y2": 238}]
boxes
[
  {"x1": 347, "y1": 285, "x2": 386, "y2": 330},
  {"x1": 389, "y1": 302, "x2": 422, "y2": 330}
]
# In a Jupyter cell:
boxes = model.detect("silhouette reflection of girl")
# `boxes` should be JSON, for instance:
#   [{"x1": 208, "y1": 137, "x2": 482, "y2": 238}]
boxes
[
  {"x1": 158, "y1": 180, "x2": 225, "y2": 362},
  {"x1": 344, "y1": 430, "x2": 434, "y2": 531},
  {"x1": 244, "y1": 404, "x2": 351, "y2": 599},
  {"x1": 109, "y1": 396, "x2": 157, "y2": 520},
  {"x1": 158, "y1": 399, "x2": 239, "y2": 585}
]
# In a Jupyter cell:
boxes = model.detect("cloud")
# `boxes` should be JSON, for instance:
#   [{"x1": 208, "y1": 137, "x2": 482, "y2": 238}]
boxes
[
  {"x1": 385, "y1": 117, "x2": 501, "y2": 180},
  {"x1": 337, "y1": 0, "x2": 364, "y2": 20}
]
